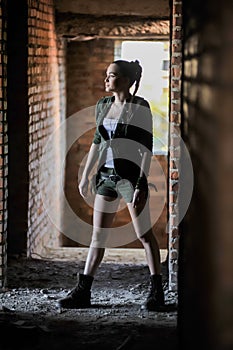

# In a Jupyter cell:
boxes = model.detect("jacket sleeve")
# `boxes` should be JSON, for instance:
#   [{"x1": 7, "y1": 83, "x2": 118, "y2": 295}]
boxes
[{"x1": 135, "y1": 99, "x2": 153, "y2": 154}]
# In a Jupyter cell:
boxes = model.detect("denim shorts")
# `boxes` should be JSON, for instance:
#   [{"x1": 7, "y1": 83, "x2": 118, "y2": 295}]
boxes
[{"x1": 93, "y1": 167, "x2": 148, "y2": 203}]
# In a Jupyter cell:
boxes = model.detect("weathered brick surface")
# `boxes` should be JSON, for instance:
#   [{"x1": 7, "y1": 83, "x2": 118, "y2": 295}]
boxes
[
  {"x1": 66, "y1": 39, "x2": 114, "y2": 115},
  {"x1": 168, "y1": 0, "x2": 182, "y2": 291},
  {"x1": 56, "y1": 14, "x2": 169, "y2": 40},
  {"x1": 0, "y1": 0, "x2": 7, "y2": 289},
  {"x1": 55, "y1": 0, "x2": 170, "y2": 18},
  {"x1": 27, "y1": 0, "x2": 67, "y2": 257}
]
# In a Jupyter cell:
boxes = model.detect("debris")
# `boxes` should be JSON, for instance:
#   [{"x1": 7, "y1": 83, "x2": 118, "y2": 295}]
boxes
[
  {"x1": 116, "y1": 333, "x2": 134, "y2": 350},
  {"x1": 1, "y1": 256, "x2": 178, "y2": 349},
  {"x1": 2, "y1": 305, "x2": 15, "y2": 313}
]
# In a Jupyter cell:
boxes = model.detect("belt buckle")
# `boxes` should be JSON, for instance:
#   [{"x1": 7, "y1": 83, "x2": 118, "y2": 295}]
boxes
[{"x1": 109, "y1": 174, "x2": 121, "y2": 183}]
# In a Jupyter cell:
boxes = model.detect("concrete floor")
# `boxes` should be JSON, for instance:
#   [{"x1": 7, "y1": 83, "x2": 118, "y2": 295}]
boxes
[{"x1": 34, "y1": 247, "x2": 169, "y2": 263}]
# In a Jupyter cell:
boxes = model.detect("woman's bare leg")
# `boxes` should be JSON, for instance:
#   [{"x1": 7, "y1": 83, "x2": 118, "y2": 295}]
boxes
[
  {"x1": 84, "y1": 194, "x2": 120, "y2": 276},
  {"x1": 127, "y1": 198, "x2": 161, "y2": 275}
]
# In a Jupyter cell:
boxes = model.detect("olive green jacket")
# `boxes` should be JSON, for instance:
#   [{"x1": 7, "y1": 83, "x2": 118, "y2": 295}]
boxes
[{"x1": 92, "y1": 95, "x2": 153, "y2": 182}]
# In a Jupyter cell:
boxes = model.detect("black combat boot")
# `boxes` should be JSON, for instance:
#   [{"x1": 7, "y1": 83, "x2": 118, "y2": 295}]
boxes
[
  {"x1": 142, "y1": 274, "x2": 165, "y2": 311},
  {"x1": 58, "y1": 273, "x2": 94, "y2": 309}
]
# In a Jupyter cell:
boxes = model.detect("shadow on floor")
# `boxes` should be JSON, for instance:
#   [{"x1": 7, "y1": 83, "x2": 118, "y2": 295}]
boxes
[{"x1": 0, "y1": 256, "x2": 178, "y2": 350}]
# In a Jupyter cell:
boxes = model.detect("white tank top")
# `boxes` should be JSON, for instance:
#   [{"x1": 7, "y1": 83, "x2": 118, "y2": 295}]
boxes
[{"x1": 103, "y1": 118, "x2": 118, "y2": 168}]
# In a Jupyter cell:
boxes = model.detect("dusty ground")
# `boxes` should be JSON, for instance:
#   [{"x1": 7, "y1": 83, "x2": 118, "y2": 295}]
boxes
[{"x1": 0, "y1": 248, "x2": 178, "y2": 350}]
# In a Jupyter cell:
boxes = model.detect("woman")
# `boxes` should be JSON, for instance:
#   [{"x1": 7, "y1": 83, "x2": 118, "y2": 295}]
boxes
[{"x1": 58, "y1": 60, "x2": 165, "y2": 311}]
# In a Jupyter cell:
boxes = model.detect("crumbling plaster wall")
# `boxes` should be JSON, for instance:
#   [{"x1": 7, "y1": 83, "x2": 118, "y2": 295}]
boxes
[{"x1": 55, "y1": 0, "x2": 170, "y2": 18}]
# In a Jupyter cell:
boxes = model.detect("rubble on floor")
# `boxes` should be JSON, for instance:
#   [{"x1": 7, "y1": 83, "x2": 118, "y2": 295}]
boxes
[{"x1": 0, "y1": 251, "x2": 178, "y2": 350}]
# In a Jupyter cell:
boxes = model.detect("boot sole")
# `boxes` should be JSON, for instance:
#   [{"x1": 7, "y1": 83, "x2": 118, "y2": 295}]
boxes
[
  {"x1": 57, "y1": 300, "x2": 91, "y2": 309},
  {"x1": 141, "y1": 302, "x2": 177, "y2": 312}
]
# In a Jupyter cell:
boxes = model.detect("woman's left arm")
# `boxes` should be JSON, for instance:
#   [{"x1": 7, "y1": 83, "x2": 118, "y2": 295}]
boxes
[
  {"x1": 132, "y1": 100, "x2": 153, "y2": 208},
  {"x1": 132, "y1": 151, "x2": 151, "y2": 208}
]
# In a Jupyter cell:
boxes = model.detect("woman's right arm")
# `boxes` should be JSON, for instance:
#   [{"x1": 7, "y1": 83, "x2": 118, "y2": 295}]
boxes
[{"x1": 78, "y1": 143, "x2": 99, "y2": 198}]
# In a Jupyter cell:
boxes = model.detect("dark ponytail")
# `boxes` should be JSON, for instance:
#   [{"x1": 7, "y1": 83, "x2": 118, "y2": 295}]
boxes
[
  {"x1": 113, "y1": 59, "x2": 142, "y2": 96},
  {"x1": 130, "y1": 60, "x2": 142, "y2": 96}
]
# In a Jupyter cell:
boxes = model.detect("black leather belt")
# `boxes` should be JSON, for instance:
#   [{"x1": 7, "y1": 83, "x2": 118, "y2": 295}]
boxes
[{"x1": 100, "y1": 172, "x2": 122, "y2": 183}]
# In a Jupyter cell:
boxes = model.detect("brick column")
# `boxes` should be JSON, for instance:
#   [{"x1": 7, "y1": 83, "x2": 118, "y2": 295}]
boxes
[
  {"x1": 0, "y1": 0, "x2": 8, "y2": 289},
  {"x1": 168, "y1": 0, "x2": 182, "y2": 291},
  {"x1": 7, "y1": 0, "x2": 28, "y2": 255}
]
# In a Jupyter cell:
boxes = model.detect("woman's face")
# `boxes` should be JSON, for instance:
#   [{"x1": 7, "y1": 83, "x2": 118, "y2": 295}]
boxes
[{"x1": 104, "y1": 63, "x2": 129, "y2": 93}]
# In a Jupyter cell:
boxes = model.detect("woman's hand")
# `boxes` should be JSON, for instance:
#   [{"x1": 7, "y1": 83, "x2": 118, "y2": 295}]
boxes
[
  {"x1": 78, "y1": 177, "x2": 89, "y2": 198},
  {"x1": 132, "y1": 189, "x2": 147, "y2": 208}
]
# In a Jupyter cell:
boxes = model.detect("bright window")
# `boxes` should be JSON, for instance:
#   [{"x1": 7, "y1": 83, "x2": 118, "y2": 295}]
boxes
[{"x1": 115, "y1": 41, "x2": 169, "y2": 155}]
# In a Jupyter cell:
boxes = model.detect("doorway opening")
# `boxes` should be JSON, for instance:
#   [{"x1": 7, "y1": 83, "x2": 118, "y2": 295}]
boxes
[{"x1": 61, "y1": 38, "x2": 170, "y2": 256}]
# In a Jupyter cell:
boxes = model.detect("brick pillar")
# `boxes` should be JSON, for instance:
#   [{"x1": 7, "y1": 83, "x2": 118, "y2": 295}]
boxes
[
  {"x1": 168, "y1": 0, "x2": 182, "y2": 291},
  {"x1": 0, "y1": 0, "x2": 7, "y2": 289},
  {"x1": 7, "y1": 0, "x2": 29, "y2": 255}
]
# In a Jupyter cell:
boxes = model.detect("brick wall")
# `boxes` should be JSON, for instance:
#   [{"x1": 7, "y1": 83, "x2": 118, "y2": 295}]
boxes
[
  {"x1": 66, "y1": 40, "x2": 114, "y2": 116},
  {"x1": 168, "y1": 0, "x2": 182, "y2": 290},
  {"x1": 27, "y1": 0, "x2": 67, "y2": 256},
  {"x1": 180, "y1": 0, "x2": 233, "y2": 348},
  {"x1": 0, "y1": 0, "x2": 7, "y2": 289}
]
